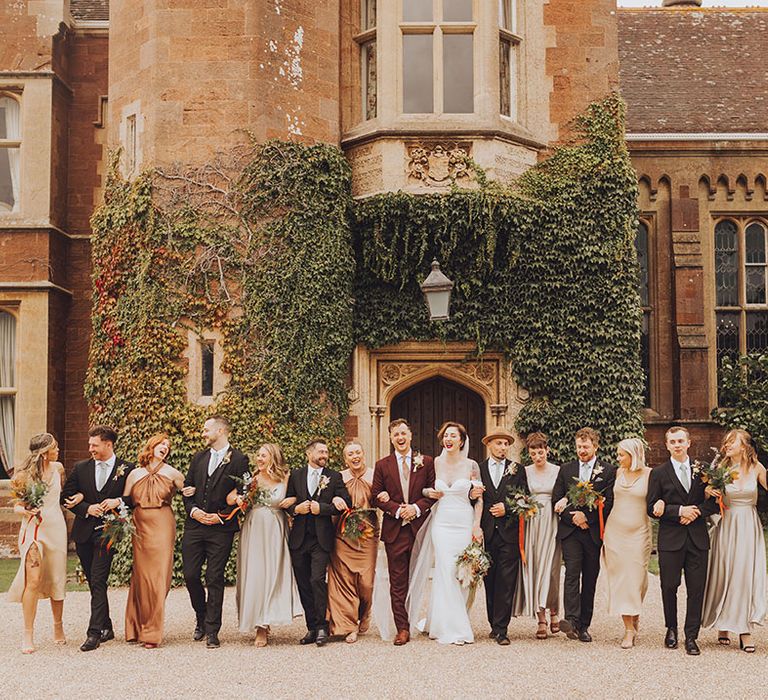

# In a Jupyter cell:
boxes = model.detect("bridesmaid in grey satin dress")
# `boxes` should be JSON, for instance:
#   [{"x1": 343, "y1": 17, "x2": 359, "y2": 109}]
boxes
[
  {"x1": 702, "y1": 429, "x2": 767, "y2": 652},
  {"x1": 230, "y1": 444, "x2": 302, "y2": 647}
]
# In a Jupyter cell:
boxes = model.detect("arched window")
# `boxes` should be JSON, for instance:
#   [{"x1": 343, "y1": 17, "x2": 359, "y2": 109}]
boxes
[
  {"x1": 715, "y1": 218, "x2": 768, "y2": 400},
  {"x1": 0, "y1": 310, "x2": 16, "y2": 477},
  {"x1": 0, "y1": 95, "x2": 21, "y2": 212}
]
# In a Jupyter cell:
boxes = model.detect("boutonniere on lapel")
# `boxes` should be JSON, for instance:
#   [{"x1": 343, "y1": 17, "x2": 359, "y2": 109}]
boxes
[
  {"x1": 691, "y1": 461, "x2": 703, "y2": 479},
  {"x1": 317, "y1": 474, "x2": 330, "y2": 496},
  {"x1": 504, "y1": 462, "x2": 518, "y2": 478},
  {"x1": 591, "y1": 464, "x2": 604, "y2": 481},
  {"x1": 112, "y1": 464, "x2": 126, "y2": 482},
  {"x1": 220, "y1": 449, "x2": 232, "y2": 468},
  {"x1": 412, "y1": 452, "x2": 424, "y2": 472}
]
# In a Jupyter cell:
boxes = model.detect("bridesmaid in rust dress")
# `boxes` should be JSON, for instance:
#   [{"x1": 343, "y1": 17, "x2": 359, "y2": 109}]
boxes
[
  {"x1": 123, "y1": 434, "x2": 184, "y2": 648},
  {"x1": 327, "y1": 440, "x2": 379, "y2": 643}
]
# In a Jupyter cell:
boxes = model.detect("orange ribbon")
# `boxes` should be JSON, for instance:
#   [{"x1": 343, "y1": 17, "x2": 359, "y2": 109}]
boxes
[
  {"x1": 518, "y1": 517, "x2": 527, "y2": 566},
  {"x1": 598, "y1": 497, "x2": 605, "y2": 540},
  {"x1": 219, "y1": 501, "x2": 247, "y2": 522},
  {"x1": 20, "y1": 513, "x2": 41, "y2": 546},
  {"x1": 717, "y1": 493, "x2": 727, "y2": 518}
]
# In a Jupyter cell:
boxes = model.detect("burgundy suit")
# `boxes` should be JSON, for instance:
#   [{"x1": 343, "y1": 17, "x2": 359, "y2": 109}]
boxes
[{"x1": 371, "y1": 452, "x2": 435, "y2": 632}]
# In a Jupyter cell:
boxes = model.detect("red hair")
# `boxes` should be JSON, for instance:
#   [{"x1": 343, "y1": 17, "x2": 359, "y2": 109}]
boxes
[{"x1": 138, "y1": 433, "x2": 170, "y2": 468}]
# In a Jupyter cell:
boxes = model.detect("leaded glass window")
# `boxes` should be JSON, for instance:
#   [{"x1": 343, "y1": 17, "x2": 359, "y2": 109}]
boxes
[{"x1": 635, "y1": 221, "x2": 652, "y2": 407}]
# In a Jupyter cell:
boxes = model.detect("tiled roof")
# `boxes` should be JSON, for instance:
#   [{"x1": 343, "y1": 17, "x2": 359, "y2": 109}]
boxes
[
  {"x1": 70, "y1": 0, "x2": 109, "y2": 22},
  {"x1": 618, "y1": 9, "x2": 768, "y2": 133}
]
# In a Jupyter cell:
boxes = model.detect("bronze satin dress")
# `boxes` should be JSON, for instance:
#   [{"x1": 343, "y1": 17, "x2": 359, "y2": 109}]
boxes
[
  {"x1": 124, "y1": 467, "x2": 177, "y2": 645},
  {"x1": 327, "y1": 472, "x2": 379, "y2": 635}
]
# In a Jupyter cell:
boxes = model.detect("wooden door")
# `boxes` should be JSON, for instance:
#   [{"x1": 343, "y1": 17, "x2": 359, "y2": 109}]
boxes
[{"x1": 390, "y1": 376, "x2": 486, "y2": 463}]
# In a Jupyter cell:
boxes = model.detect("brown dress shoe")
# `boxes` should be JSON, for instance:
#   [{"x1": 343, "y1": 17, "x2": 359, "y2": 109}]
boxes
[{"x1": 394, "y1": 630, "x2": 410, "y2": 646}]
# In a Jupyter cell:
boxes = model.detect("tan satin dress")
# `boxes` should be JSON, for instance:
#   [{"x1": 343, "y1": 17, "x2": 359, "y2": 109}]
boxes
[
  {"x1": 124, "y1": 467, "x2": 177, "y2": 645},
  {"x1": 327, "y1": 471, "x2": 379, "y2": 635}
]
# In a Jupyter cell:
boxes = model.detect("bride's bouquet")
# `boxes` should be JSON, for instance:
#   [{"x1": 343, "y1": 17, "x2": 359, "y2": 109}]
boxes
[
  {"x1": 566, "y1": 478, "x2": 606, "y2": 538},
  {"x1": 98, "y1": 502, "x2": 136, "y2": 552},
  {"x1": 695, "y1": 447, "x2": 737, "y2": 517},
  {"x1": 10, "y1": 474, "x2": 49, "y2": 545},
  {"x1": 223, "y1": 472, "x2": 275, "y2": 521},
  {"x1": 456, "y1": 541, "x2": 492, "y2": 608},
  {"x1": 505, "y1": 488, "x2": 541, "y2": 566}
]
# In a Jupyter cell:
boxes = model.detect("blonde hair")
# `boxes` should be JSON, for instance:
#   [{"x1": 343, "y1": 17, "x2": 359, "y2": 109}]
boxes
[
  {"x1": 720, "y1": 428, "x2": 759, "y2": 473},
  {"x1": 14, "y1": 433, "x2": 57, "y2": 483},
  {"x1": 257, "y1": 443, "x2": 288, "y2": 482},
  {"x1": 617, "y1": 437, "x2": 646, "y2": 472}
]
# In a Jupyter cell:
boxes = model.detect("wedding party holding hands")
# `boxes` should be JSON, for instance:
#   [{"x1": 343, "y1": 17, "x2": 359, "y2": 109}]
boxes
[{"x1": 6, "y1": 415, "x2": 768, "y2": 659}]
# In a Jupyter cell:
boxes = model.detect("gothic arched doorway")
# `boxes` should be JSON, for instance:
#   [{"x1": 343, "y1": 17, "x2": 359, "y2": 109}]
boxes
[{"x1": 390, "y1": 376, "x2": 486, "y2": 463}]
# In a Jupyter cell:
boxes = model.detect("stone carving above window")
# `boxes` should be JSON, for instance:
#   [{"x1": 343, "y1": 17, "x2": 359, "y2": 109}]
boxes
[
  {"x1": 406, "y1": 141, "x2": 473, "y2": 187},
  {"x1": 379, "y1": 359, "x2": 497, "y2": 390}
]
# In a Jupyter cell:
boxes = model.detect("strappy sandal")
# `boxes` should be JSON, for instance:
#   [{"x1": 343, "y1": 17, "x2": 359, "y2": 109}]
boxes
[
  {"x1": 718, "y1": 632, "x2": 731, "y2": 646},
  {"x1": 536, "y1": 621, "x2": 548, "y2": 639},
  {"x1": 739, "y1": 634, "x2": 756, "y2": 653},
  {"x1": 549, "y1": 615, "x2": 560, "y2": 634}
]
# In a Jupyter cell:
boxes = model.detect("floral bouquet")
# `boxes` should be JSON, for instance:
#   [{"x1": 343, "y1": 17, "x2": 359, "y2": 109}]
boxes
[
  {"x1": 10, "y1": 474, "x2": 49, "y2": 545},
  {"x1": 695, "y1": 448, "x2": 737, "y2": 517},
  {"x1": 339, "y1": 507, "x2": 376, "y2": 546},
  {"x1": 456, "y1": 541, "x2": 492, "y2": 608},
  {"x1": 98, "y1": 502, "x2": 136, "y2": 551},
  {"x1": 222, "y1": 472, "x2": 275, "y2": 521},
  {"x1": 566, "y1": 478, "x2": 606, "y2": 539},
  {"x1": 505, "y1": 488, "x2": 541, "y2": 566}
]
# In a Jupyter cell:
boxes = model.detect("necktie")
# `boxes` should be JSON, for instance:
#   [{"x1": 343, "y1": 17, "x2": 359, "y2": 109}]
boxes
[
  {"x1": 96, "y1": 462, "x2": 107, "y2": 490},
  {"x1": 208, "y1": 450, "x2": 220, "y2": 476},
  {"x1": 580, "y1": 463, "x2": 590, "y2": 482},
  {"x1": 401, "y1": 456, "x2": 410, "y2": 482},
  {"x1": 310, "y1": 468, "x2": 319, "y2": 496},
  {"x1": 679, "y1": 463, "x2": 690, "y2": 492},
  {"x1": 491, "y1": 461, "x2": 502, "y2": 489}
]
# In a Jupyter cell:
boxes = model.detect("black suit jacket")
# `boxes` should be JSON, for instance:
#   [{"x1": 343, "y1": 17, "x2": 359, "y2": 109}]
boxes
[
  {"x1": 478, "y1": 458, "x2": 529, "y2": 544},
  {"x1": 552, "y1": 459, "x2": 616, "y2": 546},
  {"x1": 182, "y1": 447, "x2": 250, "y2": 533},
  {"x1": 286, "y1": 466, "x2": 351, "y2": 552},
  {"x1": 61, "y1": 457, "x2": 135, "y2": 544},
  {"x1": 646, "y1": 459, "x2": 719, "y2": 552}
]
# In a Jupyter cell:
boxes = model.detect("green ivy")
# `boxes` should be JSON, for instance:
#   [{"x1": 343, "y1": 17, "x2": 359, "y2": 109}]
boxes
[{"x1": 86, "y1": 94, "x2": 644, "y2": 585}]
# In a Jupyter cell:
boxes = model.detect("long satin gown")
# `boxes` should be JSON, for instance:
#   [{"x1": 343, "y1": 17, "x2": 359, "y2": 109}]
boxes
[
  {"x1": 124, "y1": 467, "x2": 177, "y2": 645},
  {"x1": 236, "y1": 481, "x2": 302, "y2": 631},
  {"x1": 327, "y1": 471, "x2": 379, "y2": 635},
  {"x1": 702, "y1": 468, "x2": 767, "y2": 633},
  {"x1": 515, "y1": 463, "x2": 562, "y2": 616},
  {"x1": 8, "y1": 470, "x2": 67, "y2": 602},
  {"x1": 601, "y1": 467, "x2": 652, "y2": 616}
]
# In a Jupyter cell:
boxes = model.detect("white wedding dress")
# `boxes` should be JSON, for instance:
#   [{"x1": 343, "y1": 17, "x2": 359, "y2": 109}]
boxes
[{"x1": 407, "y1": 463, "x2": 479, "y2": 645}]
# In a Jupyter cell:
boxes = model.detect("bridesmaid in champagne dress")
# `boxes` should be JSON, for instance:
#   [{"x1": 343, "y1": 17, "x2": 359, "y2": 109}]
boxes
[
  {"x1": 123, "y1": 434, "x2": 184, "y2": 648},
  {"x1": 601, "y1": 437, "x2": 651, "y2": 649},
  {"x1": 327, "y1": 441, "x2": 380, "y2": 643},
  {"x1": 230, "y1": 443, "x2": 301, "y2": 647},
  {"x1": 702, "y1": 429, "x2": 767, "y2": 652},
  {"x1": 8, "y1": 433, "x2": 68, "y2": 653},
  {"x1": 514, "y1": 432, "x2": 561, "y2": 638}
]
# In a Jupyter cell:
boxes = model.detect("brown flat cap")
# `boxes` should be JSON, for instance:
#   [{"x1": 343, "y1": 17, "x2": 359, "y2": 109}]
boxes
[{"x1": 481, "y1": 427, "x2": 516, "y2": 446}]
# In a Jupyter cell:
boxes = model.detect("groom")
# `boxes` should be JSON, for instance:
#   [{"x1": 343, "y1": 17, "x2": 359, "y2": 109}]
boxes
[
  {"x1": 553, "y1": 427, "x2": 615, "y2": 643},
  {"x1": 474, "y1": 427, "x2": 528, "y2": 646},
  {"x1": 182, "y1": 415, "x2": 250, "y2": 648},
  {"x1": 371, "y1": 418, "x2": 435, "y2": 646},
  {"x1": 61, "y1": 426, "x2": 134, "y2": 651}
]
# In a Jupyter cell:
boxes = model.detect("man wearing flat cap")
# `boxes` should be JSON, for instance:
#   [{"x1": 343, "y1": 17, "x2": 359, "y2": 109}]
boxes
[{"x1": 470, "y1": 427, "x2": 528, "y2": 645}]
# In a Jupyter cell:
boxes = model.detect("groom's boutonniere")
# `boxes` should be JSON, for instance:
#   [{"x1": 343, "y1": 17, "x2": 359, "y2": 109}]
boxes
[
  {"x1": 220, "y1": 449, "x2": 232, "y2": 468},
  {"x1": 504, "y1": 462, "x2": 518, "y2": 478},
  {"x1": 112, "y1": 464, "x2": 126, "y2": 482},
  {"x1": 591, "y1": 464, "x2": 604, "y2": 481},
  {"x1": 317, "y1": 475, "x2": 330, "y2": 496},
  {"x1": 412, "y1": 452, "x2": 424, "y2": 472}
]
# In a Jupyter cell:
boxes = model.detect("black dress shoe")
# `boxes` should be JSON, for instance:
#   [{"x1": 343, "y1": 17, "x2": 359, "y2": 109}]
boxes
[
  {"x1": 496, "y1": 635, "x2": 511, "y2": 646},
  {"x1": 685, "y1": 638, "x2": 700, "y2": 656},
  {"x1": 80, "y1": 635, "x2": 101, "y2": 652},
  {"x1": 664, "y1": 627, "x2": 678, "y2": 649},
  {"x1": 206, "y1": 633, "x2": 220, "y2": 648},
  {"x1": 559, "y1": 619, "x2": 579, "y2": 640},
  {"x1": 193, "y1": 626, "x2": 205, "y2": 642},
  {"x1": 578, "y1": 628, "x2": 592, "y2": 643},
  {"x1": 100, "y1": 628, "x2": 115, "y2": 643},
  {"x1": 315, "y1": 629, "x2": 329, "y2": 647},
  {"x1": 299, "y1": 630, "x2": 317, "y2": 645},
  {"x1": 489, "y1": 630, "x2": 499, "y2": 640}
]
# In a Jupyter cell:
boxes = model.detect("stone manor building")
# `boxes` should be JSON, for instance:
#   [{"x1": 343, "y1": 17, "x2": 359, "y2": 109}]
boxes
[{"x1": 0, "y1": 0, "x2": 766, "y2": 503}]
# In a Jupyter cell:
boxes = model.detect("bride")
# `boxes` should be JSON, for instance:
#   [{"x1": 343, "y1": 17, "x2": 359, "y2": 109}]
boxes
[{"x1": 406, "y1": 421, "x2": 484, "y2": 645}]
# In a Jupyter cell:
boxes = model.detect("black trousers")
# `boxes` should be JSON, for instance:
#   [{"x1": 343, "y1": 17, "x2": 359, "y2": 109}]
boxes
[
  {"x1": 484, "y1": 530, "x2": 520, "y2": 636},
  {"x1": 658, "y1": 541, "x2": 708, "y2": 640},
  {"x1": 290, "y1": 535, "x2": 330, "y2": 632},
  {"x1": 561, "y1": 528, "x2": 601, "y2": 630},
  {"x1": 76, "y1": 533, "x2": 115, "y2": 637},
  {"x1": 181, "y1": 525, "x2": 235, "y2": 635}
]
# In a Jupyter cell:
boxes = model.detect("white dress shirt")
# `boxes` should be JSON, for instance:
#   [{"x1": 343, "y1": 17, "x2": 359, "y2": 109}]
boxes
[
  {"x1": 95, "y1": 454, "x2": 117, "y2": 491},
  {"x1": 207, "y1": 443, "x2": 231, "y2": 476},
  {"x1": 579, "y1": 456, "x2": 597, "y2": 482},
  {"x1": 489, "y1": 458, "x2": 505, "y2": 489},
  {"x1": 307, "y1": 465, "x2": 323, "y2": 496},
  {"x1": 394, "y1": 450, "x2": 421, "y2": 521}
]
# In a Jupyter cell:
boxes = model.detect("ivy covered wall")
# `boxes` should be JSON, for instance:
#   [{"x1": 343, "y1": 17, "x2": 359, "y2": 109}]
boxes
[{"x1": 85, "y1": 94, "x2": 643, "y2": 584}]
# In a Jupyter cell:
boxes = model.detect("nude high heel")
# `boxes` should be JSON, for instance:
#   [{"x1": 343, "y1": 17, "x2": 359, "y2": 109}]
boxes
[
  {"x1": 620, "y1": 629, "x2": 636, "y2": 649},
  {"x1": 22, "y1": 629, "x2": 35, "y2": 654}
]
